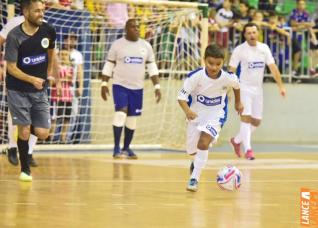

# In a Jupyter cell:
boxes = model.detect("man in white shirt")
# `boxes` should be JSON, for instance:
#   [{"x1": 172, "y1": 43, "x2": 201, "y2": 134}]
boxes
[
  {"x1": 0, "y1": 15, "x2": 38, "y2": 167},
  {"x1": 229, "y1": 22, "x2": 286, "y2": 160},
  {"x1": 100, "y1": 19, "x2": 161, "y2": 159}
]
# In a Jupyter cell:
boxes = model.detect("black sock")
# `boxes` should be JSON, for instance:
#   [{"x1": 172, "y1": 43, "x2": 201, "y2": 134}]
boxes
[
  {"x1": 113, "y1": 126, "x2": 123, "y2": 148},
  {"x1": 123, "y1": 127, "x2": 134, "y2": 150},
  {"x1": 17, "y1": 138, "x2": 30, "y2": 175}
]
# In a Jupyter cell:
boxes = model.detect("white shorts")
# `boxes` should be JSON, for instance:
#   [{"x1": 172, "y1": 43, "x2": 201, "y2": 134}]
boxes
[
  {"x1": 241, "y1": 90, "x2": 263, "y2": 119},
  {"x1": 186, "y1": 121, "x2": 221, "y2": 155}
]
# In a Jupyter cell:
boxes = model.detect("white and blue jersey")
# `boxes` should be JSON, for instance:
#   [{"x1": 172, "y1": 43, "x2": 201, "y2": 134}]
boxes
[
  {"x1": 178, "y1": 67, "x2": 240, "y2": 128},
  {"x1": 179, "y1": 67, "x2": 239, "y2": 152}
]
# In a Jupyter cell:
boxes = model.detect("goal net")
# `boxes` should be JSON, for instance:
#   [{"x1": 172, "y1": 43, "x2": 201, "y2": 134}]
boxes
[{"x1": 0, "y1": 0, "x2": 209, "y2": 150}]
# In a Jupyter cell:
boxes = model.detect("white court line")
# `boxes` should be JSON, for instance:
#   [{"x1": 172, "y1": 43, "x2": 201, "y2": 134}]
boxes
[
  {"x1": 90, "y1": 158, "x2": 318, "y2": 170},
  {"x1": 14, "y1": 202, "x2": 37, "y2": 206},
  {"x1": 64, "y1": 203, "x2": 87, "y2": 206}
]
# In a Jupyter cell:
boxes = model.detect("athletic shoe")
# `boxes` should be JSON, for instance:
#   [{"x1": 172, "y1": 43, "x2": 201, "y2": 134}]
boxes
[
  {"x1": 245, "y1": 149, "x2": 255, "y2": 160},
  {"x1": 7, "y1": 147, "x2": 19, "y2": 166},
  {"x1": 122, "y1": 148, "x2": 138, "y2": 159},
  {"x1": 113, "y1": 146, "x2": 122, "y2": 159},
  {"x1": 187, "y1": 178, "x2": 198, "y2": 192},
  {"x1": 190, "y1": 161, "x2": 194, "y2": 175},
  {"x1": 28, "y1": 155, "x2": 38, "y2": 167},
  {"x1": 230, "y1": 137, "x2": 241, "y2": 158},
  {"x1": 19, "y1": 172, "x2": 32, "y2": 182}
]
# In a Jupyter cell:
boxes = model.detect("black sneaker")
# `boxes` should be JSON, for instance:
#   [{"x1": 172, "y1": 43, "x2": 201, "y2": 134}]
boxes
[
  {"x1": 28, "y1": 155, "x2": 38, "y2": 167},
  {"x1": 7, "y1": 147, "x2": 19, "y2": 166}
]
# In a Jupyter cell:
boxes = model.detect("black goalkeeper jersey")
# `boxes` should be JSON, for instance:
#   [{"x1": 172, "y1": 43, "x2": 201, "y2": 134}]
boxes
[{"x1": 5, "y1": 22, "x2": 56, "y2": 92}]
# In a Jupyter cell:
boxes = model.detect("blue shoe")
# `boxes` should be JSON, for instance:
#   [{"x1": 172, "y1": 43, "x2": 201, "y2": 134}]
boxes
[
  {"x1": 122, "y1": 148, "x2": 138, "y2": 159},
  {"x1": 187, "y1": 178, "x2": 198, "y2": 192},
  {"x1": 113, "y1": 146, "x2": 122, "y2": 159}
]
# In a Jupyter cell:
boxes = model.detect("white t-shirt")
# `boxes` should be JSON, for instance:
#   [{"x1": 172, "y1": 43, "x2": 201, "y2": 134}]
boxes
[
  {"x1": 215, "y1": 8, "x2": 233, "y2": 32},
  {"x1": 107, "y1": 37, "x2": 157, "y2": 90},
  {"x1": 70, "y1": 49, "x2": 83, "y2": 89},
  {"x1": 229, "y1": 41, "x2": 275, "y2": 94},
  {"x1": 178, "y1": 68, "x2": 240, "y2": 126},
  {"x1": 0, "y1": 16, "x2": 24, "y2": 39}
]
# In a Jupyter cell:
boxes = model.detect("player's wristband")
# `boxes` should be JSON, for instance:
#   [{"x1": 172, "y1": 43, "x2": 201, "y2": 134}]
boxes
[
  {"x1": 154, "y1": 84, "x2": 161, "y2": 90},
  {"x1": 101, "y1": 81, "x2": 108, "y2": 87}
]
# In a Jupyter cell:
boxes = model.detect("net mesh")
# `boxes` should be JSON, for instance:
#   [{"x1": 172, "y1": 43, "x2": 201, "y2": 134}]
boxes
[{"x1": 0, "y1": 1, "x2": 206, "y2": 149}]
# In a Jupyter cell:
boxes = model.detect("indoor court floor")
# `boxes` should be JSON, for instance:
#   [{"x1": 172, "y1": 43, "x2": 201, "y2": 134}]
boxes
[{"x1": 0, "y1": 147, "x2": 318, "y2": 228}]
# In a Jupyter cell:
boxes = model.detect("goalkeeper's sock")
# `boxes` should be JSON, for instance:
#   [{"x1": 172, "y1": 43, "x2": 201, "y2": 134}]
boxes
[
  {"x1": 123, "y1": 127, "x2": 134, "y2": 150},
  {"x1": 113, "y1": 125, "x2": 123, "y2": 149}
]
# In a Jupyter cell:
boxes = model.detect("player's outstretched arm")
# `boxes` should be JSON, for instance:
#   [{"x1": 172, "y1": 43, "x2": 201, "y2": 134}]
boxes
[
  {"x1": 233, "y1": 88, "x2": 243, "y2": 115},
  {"x1": 268, "y1": 63, "x2": 286, "y2": 97}
]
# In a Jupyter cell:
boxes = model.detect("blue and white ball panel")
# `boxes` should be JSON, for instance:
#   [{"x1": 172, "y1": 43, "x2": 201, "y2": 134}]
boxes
[{"x1": 112, "y1": 84, "x2": 143, "y2": 116}]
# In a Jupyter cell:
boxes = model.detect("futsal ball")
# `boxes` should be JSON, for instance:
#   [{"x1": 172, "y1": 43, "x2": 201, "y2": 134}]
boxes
[{"x1": 216, "y1": 165, "x2": 242, "y2": 191}]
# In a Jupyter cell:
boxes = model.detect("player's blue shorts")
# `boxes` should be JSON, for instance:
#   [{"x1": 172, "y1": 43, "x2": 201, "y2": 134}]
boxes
[{"x1": 112, "y1": 84, "x2": 143, "y2": 116}]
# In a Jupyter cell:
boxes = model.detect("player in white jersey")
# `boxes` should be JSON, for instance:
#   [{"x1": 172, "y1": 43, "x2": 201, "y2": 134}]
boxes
[
  {"x1": 229, "y1": 22, "x2": 286, "y2": 160},
  {"x1": 178, "y1": 44, "x2": 243, "y2": 192},
  {"x1": 0, "y1": 15, "x2": 39, "y2": 167},
  {"x1": 100, "y1": 19, "x2": 161, "y2": 159}
]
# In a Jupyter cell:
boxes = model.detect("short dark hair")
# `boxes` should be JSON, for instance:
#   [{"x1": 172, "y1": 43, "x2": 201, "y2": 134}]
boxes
[
  {"x1": 204, "y1": 44, "x2": 224, "y2": 59},
  {"x1": 125, "y1": 18, "x2": 136, "y2": 29},
  {"x1": 20, "y1": 0, "x2": 43, "y2": 10},
  {"x1": 242, "y1": 22, "x2": 259, "y2": 35}
]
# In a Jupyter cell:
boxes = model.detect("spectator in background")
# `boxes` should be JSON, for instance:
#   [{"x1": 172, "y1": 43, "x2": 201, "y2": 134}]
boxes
[
  {"x1": 258, "y1": 0, "x2": 277, "y2": 16},
  {"x1": 309, "y1": 18, "x2": 318, "y2": 77},
  {"x1": 251, "y1": 11, "x2": 269, "y2": 42},
  {"x1": 215, "y1": 0, "x2": 233, "y2": 62},
  {"x1": 289, "y1": 0, "x2": 317, "y2": 77},
  {"x1": 62, "y1": 33, "x2": 83, "y2": 141},
  {"x1": 105, "y1": 2, "x2": 129, "y2": 50},
  {"x1": 50, "y1": 48, "x2": 74, "y2": 143}
]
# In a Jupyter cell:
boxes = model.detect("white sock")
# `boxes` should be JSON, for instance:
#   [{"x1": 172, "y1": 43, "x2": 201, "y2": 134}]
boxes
[
  {"x1": 28, "y1": 134, "x2": 38, "y2": 155},
  {"x1": 190, "y1": 149, "x2": 208, "y2": 181},
  {"x1": 240, "y1": 122, "x2": 251, "y2": 153},
  {"x1": 234, "y1": 122, "x2": 246, "y2": 144},
  {"x1": 8, "y1": 123, "x2": 17, "y2": 148}
]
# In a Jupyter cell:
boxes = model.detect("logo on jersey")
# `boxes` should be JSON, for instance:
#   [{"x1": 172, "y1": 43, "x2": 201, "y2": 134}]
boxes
[
  {"x1": 22, "y1": 54, "x2": 46, "y2": 66},
  {"x1": 248, "y1": 61, "x2": 265, "y2": 69},
  {"x1": 197, "y1": 95, "x2": 222, "y2": 106},
  {"x1": 206, "y1": 125, "x2": 217, "y2": 137},
  {"x1": 41, "y1": 38, "x2": 49, "y2": 48},
  {"x1": 124, "y1": 56, "x2": 143, "y2": 64}
]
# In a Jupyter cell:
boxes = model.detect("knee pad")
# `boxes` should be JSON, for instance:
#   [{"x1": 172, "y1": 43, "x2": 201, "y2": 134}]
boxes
[
  {"x1": 112, "y1": 112, "x2": 127, "y2": 127},
  {"x1": 125, "y1": 116, "x2": 137, "y2": 130}
]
